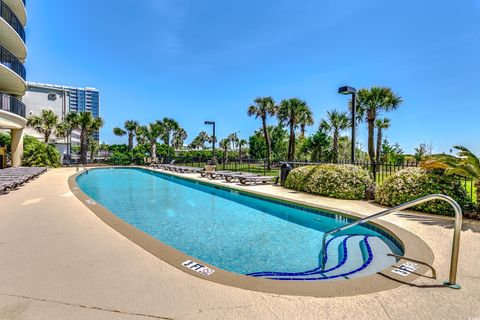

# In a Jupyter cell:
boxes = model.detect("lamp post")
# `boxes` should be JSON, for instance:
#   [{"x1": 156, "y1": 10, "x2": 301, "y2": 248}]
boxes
[
  {"x1": 338, "y1": 86, "x2": 357, "y2": 163},
  {"x1": 204, "y1": 121, "x2": 216, "y2": 164}
]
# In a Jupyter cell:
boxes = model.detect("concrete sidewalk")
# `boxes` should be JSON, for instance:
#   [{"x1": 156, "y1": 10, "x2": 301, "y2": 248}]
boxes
[{"x1": 0, "y1": 168, "x2": 479, "y2": 320}]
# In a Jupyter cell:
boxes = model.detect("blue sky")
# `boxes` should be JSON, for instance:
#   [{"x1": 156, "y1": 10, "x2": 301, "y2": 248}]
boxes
[{"x1": 26, "y1": 0, "x2": 480, "y2": 154}]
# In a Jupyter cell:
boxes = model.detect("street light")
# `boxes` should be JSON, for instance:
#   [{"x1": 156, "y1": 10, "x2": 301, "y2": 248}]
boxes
[
  {"x1": 204, "y1": 121, "x2": 216, "y2": 164},
  {"x1": 338, "y1": 86, "x2": 357, "y2": 163}
]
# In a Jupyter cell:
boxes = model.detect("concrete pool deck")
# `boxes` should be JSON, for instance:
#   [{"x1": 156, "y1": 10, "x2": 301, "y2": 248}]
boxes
[{"x1": 1, "y1": 167, "x2": 479, "y2": 319}]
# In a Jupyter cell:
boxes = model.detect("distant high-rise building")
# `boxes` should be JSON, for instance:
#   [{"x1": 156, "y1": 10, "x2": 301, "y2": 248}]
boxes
[
  {"x1": 24, "y1": 82, "x2": 101, "y2": 142},
  {"x1": 67, "y1": 87, "x2": 100, "y2": 141}
]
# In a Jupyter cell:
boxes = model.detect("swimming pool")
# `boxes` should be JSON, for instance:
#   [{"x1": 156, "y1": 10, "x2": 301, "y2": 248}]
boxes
[{"x1": 76, "y1": 168, "x2": 403, "y2": 281}]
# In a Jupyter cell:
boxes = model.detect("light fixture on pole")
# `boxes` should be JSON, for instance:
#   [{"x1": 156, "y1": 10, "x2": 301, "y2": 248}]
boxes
[
  {"x1": 204, "y1": 121, "x2": 216, "y2": 164},
  {"x1": 338, "y1": 86, "x2": 357, "y2": 163}
]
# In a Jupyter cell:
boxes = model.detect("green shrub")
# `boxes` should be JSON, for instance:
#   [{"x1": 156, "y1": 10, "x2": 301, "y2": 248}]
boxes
[
  {"x1": 23, "y1": 136, "x2": 61, "y2": 167},
  {"x1": 375, "y1": 167, "x2": 473, "y2": 216},
  {"x1": 285, "y1": 164, "x2": 374, "y2": 200},
  {"x1": 109, "y1": 151, "x2": 132, "y2": 165}
]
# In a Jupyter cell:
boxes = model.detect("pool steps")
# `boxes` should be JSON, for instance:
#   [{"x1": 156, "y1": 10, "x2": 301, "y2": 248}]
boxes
[{"x1": 247, "y1": 235, "x2": 397, "y2": 281}]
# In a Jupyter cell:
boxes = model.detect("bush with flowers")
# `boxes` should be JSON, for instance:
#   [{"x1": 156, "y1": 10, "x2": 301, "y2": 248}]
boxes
[
  {"x1": 285, "y1": 164, "x2": 374, "y2": 200},
  {"x1": 375, "y1": 167, "x2": 472, "y2": 216}
]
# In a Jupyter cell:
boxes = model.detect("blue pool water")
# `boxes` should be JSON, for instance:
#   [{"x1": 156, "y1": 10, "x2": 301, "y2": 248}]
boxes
[{"x1": 77, "y1": 168, "x2": 402, "y2": 280}]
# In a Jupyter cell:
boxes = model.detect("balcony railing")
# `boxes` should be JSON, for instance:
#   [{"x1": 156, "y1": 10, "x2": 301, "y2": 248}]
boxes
[
  {"x1": 0, "y1": 0, "x2": 26, "y2": 42},
  {"x1": 0, "y1": 92, "x2": 26, "y2": 118},
  {"x1": 0, "y1": 44, "x2": 26, "y2": 80}
]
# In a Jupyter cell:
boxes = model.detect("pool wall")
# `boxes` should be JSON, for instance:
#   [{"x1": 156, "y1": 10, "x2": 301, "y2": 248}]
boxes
[{"x1": 69, "y1": 166, "x2": 434, "y2": 297}]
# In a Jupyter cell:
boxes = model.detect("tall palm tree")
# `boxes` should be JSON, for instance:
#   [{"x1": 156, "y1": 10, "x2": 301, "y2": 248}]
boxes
[
  {"x1": 298, "y1": 106, "x2": 314, "y2": 138},
  {"x1": 27, "y1": 109, "x2": 59, "y2": 143},
  {"x1": 320, "y1": 110, "x2": 349, "y2": 163},
  {"x1": 172, "y1": 128, "x2": 188, "y2": 150},
  {"x1": 375, "y1": 118, "x2": 390, "y2": 163},
  {"x1": 75, "y1": 112, "x2": 104, "y2": 164},
  {"x1": 219, "y1": 138, "x2": 229, "y2": 164},
  {"x1": 113, "y1": 120, "x2": 139, "y2": 151},
  {"x1": 161, "y1": 118, "x2": 179, "y2": 147},
  {"x1": 138, "y1": 122, "x2": 164, "y2": 160},
  {"x1": 238, "y1": 139, "x2": 247, "y2": 163},
  {"x1": 56, "y1": 112, "x2": 80, "y2": 160},
  {"x1": 277, "y1": 98, "x2": 309, "y2": 161},
  {"x1": 422, "y1": 146, "x2": 480, "y2": 203},
  {"x1": 248, "y1": 97, "x2": 277, "y2": 170},
  {"x1": 227, "y1": 132, "x2": 239, "y2": 153},
  {"x1": 356, "y1": 87, "x2": 403, "y2": 162}
]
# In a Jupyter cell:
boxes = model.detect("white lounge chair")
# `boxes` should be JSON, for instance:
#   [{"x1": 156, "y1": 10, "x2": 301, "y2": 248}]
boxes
[{"x1": 239, "y1": 176, "x2": 279, "y2": 185}]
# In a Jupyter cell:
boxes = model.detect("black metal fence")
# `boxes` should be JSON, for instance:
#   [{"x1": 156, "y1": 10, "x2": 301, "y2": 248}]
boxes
[
  {"x1": 80, "y1": 155, "x2": 476, "y2": 205},
  {"x1": 166, "y1": 157, "x2": 477, "y2": 204}
]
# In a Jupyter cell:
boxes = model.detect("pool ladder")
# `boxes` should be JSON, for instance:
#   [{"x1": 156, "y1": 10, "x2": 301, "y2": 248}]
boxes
[{"x1": 319, "y1": 194, "x2": 462, "y2": 289}]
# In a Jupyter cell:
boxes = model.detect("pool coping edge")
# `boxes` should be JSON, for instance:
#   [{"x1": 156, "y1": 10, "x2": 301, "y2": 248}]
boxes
[{"x1": 68, "y1": 166, "x2": 436, "y2": 298}]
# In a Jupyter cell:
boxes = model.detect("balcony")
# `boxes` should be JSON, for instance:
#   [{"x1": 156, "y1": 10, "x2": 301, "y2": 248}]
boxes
[
  {"x1": 0, "y1": 44, "x2": 25, "y2": 79},
  {"x1": 1, "y1": 0, "x2": 25, "y2": 42},
  {"x1": 0, "y1": 92, "x2": 25, "y2": 118}
]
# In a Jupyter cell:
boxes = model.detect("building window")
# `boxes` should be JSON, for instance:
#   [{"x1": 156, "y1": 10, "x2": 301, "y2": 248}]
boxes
[{"x1": 48, "y1": 93, "x2": 57, "y2": 101}]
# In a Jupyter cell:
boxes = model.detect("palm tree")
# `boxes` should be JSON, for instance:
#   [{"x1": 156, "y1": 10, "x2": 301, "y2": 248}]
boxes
[
  {"x1": 320, "y1": 110, "x2": 349, "y2": 163},
  {"x1": 27, "y1": 109, "x2": 59, "y2": 143},
  {"x1": 238, "y1": 139, "x2": 247, "y2": 163},
  {"x1": 69, "y1": 112, "x2": 104, "y2": 164},
  {"x1": 56, "y1": 112, "x2": 80, "y2": 161},
  {"x1": 172, "y1": 128, "x2": 188, "y2": 150},
  {"x1": 161, "y1": 118, "x2": 179, "y2": 147},
  {"x1": 219, "y1": 138, "x2": 229, "y2": 164},
  {"x1": 138, "y1": 122, "x2": 164, "y2": 161},
  {"x1": 356, "y1": 87, "x2": 402, "y2": 162},
  {"x1": 75, "y1": 112, "x2": 104, "y2": 164},
  {"x1": 113, "y1": 120, "x2": 139, "y2": 151},
  {"x1": 227, "y1": 132, "x2": 239, "y2": 154},
  {"x1": 189, "y1": 131, "x2": 210, "y2": 150},
  {"x1": 277, "y1": 98, "x2": 309, "y2": 161},
  {"x1": 375, "y1": 118, "x2": 390, "y2": 163},
  {"x1": 298, "y1": 106, "x2": 314, "y2": 138},
  {"x1": 422, "y1": 146, "x2": 480, "y2": 203},
  {"x1": 248, "y1": 97, "x2": 277, "y2": 170},
  {"x1": 88, "y1": 138, "x2": 100, "y2": 162}
]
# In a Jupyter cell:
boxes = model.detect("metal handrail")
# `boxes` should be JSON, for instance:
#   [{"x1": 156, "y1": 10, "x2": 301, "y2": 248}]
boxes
[{"x1": 319, "y1": 194, "x2": 462, "y2": 289}]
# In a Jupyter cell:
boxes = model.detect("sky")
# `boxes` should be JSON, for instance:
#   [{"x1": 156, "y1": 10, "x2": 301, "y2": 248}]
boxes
[{"x1": 25, "y1": 0, "x2": 480, "y2": 154}]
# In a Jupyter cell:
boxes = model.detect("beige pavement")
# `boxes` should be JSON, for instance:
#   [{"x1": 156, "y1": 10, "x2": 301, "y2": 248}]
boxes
[{"x1": 0, "y1": 167, "x2": 479, "y2": 320}]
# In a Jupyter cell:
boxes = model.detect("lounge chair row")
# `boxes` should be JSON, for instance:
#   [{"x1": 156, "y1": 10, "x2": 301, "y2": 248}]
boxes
[
  {"x1": 154, "y1": 164, "x2": 279, "y2": 185},
  {"x1": 154, "y1": 163, "x2": 205, "y2": 174},
  {"x1": 201, "y1": 171, "x2": 279, "y2": 185},
  {"x1": 0, "y1": 167, "x2": 47, "y2": 194}
]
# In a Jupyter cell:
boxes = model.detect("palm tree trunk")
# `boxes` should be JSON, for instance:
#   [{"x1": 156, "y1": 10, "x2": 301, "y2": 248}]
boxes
[
  {"x1": 239, "y1": 145, "x2": 242, "y2": 163},
  {"x1": 288, "y1": 123, "x2": 295, "y2": 162},
  {"x1": 151, "y1": 142, "x2": 157, "y2": 161},
  {"x1": 376, "y1": 129, "x2": 382, "y2": 163},
  {"x1": 128, "y1": 132, "x2": 134, "y2": 151},
  {"x1": 368, "y1": 120, "x2": 375, "y2": 163},
  {"x1": 44, "y1": 132, "x2": 50, "y2": 144},
  {"x1": 333, "y1": 131, "x2": 339, "y2": 163},
  {"x1": 262, "y1": 118, "x2": 272, "y2": 170},
  {"x1": 300, "y1": 125, "x2": 306, "y2": 139},
  {"x1": 475, "y1": 180, "x2": 480, "y2": 207},
  {"x1": 80, "y1": 130, "x2": 88, "y2": 164}
]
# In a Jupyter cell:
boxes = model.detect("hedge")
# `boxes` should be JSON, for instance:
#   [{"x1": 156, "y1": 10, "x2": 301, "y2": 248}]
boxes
[
  {"x1": 375, "y1": 167, "x2": 473, "y2": 216},
  {"x1": 285, "y1": 164, "x2": 374, "y2": 200}
]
